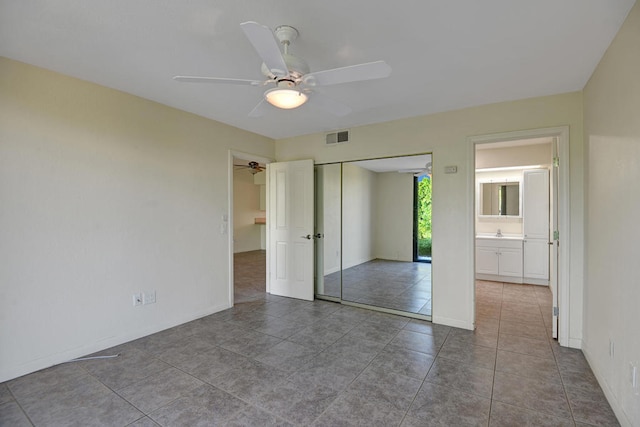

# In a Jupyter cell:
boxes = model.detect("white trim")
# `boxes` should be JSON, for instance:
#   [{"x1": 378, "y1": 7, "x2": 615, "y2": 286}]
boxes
[
  {"x1": 228, "y1": 150, "x2": 273, "y2": 307},
  {"x1": 0, "y1": 303, "x2": 228, "y2": 383},
  {"x1": 476, "y1": 273, "x2": 523, "y2": 284},
  {"x1": 433, "y1": 315, "x2": 474, "y2": 330},
  {"x1": 468, "y1": 126, "x2": 570, "y2": 346}
]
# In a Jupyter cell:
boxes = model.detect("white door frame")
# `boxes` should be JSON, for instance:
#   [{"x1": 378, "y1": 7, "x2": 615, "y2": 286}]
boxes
[
  {"x1": 467, "y1": 126, "x2": 570, "y2": 347},
  {"x1": 227, "y1": 150, "x2": 273, "y2": 308}
]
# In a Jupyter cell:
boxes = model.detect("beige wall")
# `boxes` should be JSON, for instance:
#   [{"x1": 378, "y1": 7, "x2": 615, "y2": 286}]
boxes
[
  {"x1": 375, "y1": 172, "x2": 414, "y2": 262},
  {"x1": 276, "y1": 91, "x2": 584, "y2": 331},
  {"x1": 232, "y1": 170, "x2": 263, "y2": 253},
  {"x1": 0, "y1": 58, "x2": 274, "y2": 382},
  {"x1": 342, "y1": 163, "x2": 376, "y2": 269},
  {"x1": 583, "y1": 2, "x2": 640, "y2": 425}
]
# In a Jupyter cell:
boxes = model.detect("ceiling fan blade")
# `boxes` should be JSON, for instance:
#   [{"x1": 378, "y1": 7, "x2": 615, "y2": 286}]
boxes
[
  {"x1": 240, "y1": 21, "x2": 289, "y2": 78},
  {"x1": 303, "y1": 60, "x2": 392, "y2": 87},
  {"x1": 173, "y1": 76, "x2": 263, "y2": 86},
  {"x1": 248, "y1": 99, "x2": 269, "y2": 118},
  {"x1": 309, "y1": 92, "x2": 352, "y2": 117}
]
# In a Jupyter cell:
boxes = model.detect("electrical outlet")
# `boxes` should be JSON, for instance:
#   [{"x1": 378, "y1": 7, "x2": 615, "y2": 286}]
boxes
[
  {"x1": 143, "y1": 290, "x2": 156, "y2": 305},
  {"x1": 132, "y1": 293, "x2": 142, "y2": 307}
]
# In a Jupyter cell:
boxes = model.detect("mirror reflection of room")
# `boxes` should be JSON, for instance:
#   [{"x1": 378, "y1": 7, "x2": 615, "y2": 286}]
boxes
[
  {"x1": 315, "y1": 154, "x2": 433, "y2": 318},
  {"x1": 479, "y1": 181, "x2": 520, "y2": 216}
]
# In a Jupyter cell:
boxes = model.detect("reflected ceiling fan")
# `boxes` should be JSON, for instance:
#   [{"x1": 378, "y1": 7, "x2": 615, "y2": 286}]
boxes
[
  {"x1": 234, "y1": 161, "x2": 265, "y2": 174},
  {"x1": 173, "y1": 21, "x2": 392, "y2": 117},
  {"x1": 399, "y1": 162, "x2": 432, "y2": 177}
]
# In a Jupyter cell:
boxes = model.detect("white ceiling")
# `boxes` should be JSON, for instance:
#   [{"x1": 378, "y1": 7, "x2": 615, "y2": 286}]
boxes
[{"x1": 0, "y1": 1, "x2": 635, "y2": 140}]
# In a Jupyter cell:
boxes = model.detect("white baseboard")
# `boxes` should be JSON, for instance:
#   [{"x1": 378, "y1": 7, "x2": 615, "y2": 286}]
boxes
[
  {"x1": 476, "y1": 273, "x2": 523, "y2": 284},
  {"x1": 0, "y1": 302, "x2": 230, "y2": 383},
  {"x1": 432, "y1": 315, "x2": 473, "y2": 331},
  {"x1": 582, "y1": 342, "x2": 632, "y2": 427},
  {"x1": 568, "y1": 337, "x2": 583, "y2": 349}
]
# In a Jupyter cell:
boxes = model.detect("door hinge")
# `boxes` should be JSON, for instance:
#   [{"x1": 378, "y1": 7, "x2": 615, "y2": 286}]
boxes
[
  {"x1": 553, "y1": 306, "x2": 559, "y2": 316},
  {"x1": 553, "y1": 230, "x2": 560, "y2": 241},
  {"x1": 553, "y1": 156, "x2": 560, "y2": 167}
]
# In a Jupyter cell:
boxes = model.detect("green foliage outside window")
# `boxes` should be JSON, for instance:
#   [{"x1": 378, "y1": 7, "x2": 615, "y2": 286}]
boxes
[{"x1": 417, "y1": 176, "x2": 432, "y2": 257}]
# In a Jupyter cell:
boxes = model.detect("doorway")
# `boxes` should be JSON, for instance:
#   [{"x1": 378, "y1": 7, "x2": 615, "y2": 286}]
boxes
[
  {"x1": 413, "y1": 169, "x2": 432, "y2": 263},
  {"x1": 228, "y1": 150, "x2": 272, "y2": 307},
  {"x1": 469, "y1": 127, "x2": 570, "y2": 346}
]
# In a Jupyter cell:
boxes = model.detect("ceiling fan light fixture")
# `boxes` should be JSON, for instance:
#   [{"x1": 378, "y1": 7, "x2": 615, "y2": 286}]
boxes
[{"x1": 264, "y1": 87, "x2": 308, "y2": 109}]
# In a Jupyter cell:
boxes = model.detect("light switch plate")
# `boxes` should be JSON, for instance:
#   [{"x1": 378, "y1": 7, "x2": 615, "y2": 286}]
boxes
[
  {"x1": 142, "y1": 291, "x2": 156, "y2": 305},
  {"x1": 132, "y1": 293, "x2": 142, "y2": 307}
]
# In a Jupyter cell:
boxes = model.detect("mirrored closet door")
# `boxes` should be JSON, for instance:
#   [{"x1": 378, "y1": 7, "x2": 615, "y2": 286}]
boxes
[{"x1": 314, "y1": 154, "x2": 433, "y2": 319}]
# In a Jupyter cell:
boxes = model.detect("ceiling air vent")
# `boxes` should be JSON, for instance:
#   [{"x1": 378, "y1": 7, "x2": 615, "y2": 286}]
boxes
[{"x1": 326, "y1": 130, "x2": 349, "y2": 145}]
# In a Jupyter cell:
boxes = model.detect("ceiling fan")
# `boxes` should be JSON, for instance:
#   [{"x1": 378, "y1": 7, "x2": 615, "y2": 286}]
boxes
[
  {"x1": 399, "y1": 162, "x2": 432, "y2": 177},
  {"x1": 234, "y1": 161, "x2": 265, "y2": 174},
  {"x1": 173, "y1": 21, "x2": 392, "y2": 117}
]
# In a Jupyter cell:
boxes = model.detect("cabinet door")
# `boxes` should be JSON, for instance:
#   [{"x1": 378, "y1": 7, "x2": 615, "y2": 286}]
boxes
[
  {"x1": 498, "y1": 247, "x2": 523, "y2": 277},
  {"x1": 476, "y1": 246, "x2": 499, "y2": 275},
  {"x1": 524, "y1": 239, "x2": 549, "y2": 280},
  {"x1": 523, "y1": 169, "x2": 549, "y2": 239}
]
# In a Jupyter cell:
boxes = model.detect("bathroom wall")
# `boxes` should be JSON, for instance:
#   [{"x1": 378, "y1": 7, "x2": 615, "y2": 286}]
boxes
[
  {"x1": 475, "y1": 143, "x2": 552, "y2": 236},
  {"x1": 476, "y1": 141, "x2": 552, "y2": 169}
]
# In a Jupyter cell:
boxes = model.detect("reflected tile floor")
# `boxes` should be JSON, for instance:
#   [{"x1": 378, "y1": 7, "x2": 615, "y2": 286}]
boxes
[
  {"x1": 0, "y1": 253, "x2": 619, "y2": 426},
  {"x1": 321, "y1": 259, "x2": 432, "y2": 316}
]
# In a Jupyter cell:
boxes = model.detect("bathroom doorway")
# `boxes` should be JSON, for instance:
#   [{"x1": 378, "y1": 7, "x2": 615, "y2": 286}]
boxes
[{"x1": 470, "y1": 126, "x2": 570, "y2": 346}]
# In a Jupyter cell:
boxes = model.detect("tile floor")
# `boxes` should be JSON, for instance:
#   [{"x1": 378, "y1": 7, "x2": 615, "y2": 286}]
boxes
[
  {"x1": 0, "y1": 251, "x2": 618, "y2": 426},
  {"x1": 320, "y1": 259, "x2": 432, "y2": 316}
]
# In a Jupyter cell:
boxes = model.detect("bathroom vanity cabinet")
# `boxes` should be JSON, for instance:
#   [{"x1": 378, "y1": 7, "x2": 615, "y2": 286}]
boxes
[{"x1": 475, "y1": 238, "x2": 523, "y2": 282}]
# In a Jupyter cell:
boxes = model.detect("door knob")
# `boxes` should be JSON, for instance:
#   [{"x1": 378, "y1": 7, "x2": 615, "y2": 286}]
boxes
[{"x1": 301, "y1": 234, "x2": 312, "y2": 240}]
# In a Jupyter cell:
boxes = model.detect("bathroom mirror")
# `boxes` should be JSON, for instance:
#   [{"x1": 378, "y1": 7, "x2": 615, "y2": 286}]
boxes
[{"x1": 479, "y1": 181, "x2": 520, "y2": 216}]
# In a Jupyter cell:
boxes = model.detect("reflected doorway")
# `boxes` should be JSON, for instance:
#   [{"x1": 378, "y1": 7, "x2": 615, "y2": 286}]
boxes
[{"x1": 414, "y1": 170, "x2": 432, "y2": 263}]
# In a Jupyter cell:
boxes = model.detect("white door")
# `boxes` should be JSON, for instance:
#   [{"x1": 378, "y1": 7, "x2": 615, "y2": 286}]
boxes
[
  {"x1": 523, "y1": 169, "x2": 550, "y2": 239},
  {"x1": 498, "y1": 247, "x2": 524, "y2": 278},
  {"x1": 523, "y1": 239, "x2": 550, "y2": 279},
  {"x1": 267, "y1": 159, "x2": 314, "y2": 301},
  {"x1": 550, "y1": 143, "x2": 560, "y2": 339},
  {"x1": 476, "y1": 246, "x2": 499, "y2": 275}
]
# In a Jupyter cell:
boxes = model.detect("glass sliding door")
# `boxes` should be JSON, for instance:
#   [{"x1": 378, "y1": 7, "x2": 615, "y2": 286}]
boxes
[{"x1": 414, "y1": 172, "x2": 432, "y2": 263}]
